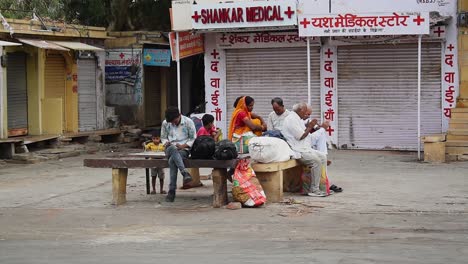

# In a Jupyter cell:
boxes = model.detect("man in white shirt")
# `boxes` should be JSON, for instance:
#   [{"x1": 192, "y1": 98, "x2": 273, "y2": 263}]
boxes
[
  {"x1": 267, "y1": 97, "x2": 290, "y2": 132},
  {"x1": 161, "y1": 107, "x2": 196, "y2": 202},
  {"x1": 282, "y1": 103, "x2": 327, "y2": 197}
]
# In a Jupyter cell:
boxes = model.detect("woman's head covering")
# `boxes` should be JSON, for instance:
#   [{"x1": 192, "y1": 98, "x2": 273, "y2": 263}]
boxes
[{"x1": 228, "y1": 96, "x2": 252, "y2": 140}]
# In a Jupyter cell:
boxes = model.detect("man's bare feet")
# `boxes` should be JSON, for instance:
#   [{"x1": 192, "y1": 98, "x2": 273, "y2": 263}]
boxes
[
  {"x1": 160, "y1": 190, "x2": 167, "y2": 194},
  {"x1": 150, "y1": 190, "x2": 156, "y2": 195}
]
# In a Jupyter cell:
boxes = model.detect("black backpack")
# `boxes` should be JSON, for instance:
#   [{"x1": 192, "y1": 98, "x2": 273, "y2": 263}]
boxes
[
  {"x1": 214, "y1": 139, "x2": 238, "y2": 160},
  {"x1": 190, "y1": 136, "x2": 216, "y2": 159}
]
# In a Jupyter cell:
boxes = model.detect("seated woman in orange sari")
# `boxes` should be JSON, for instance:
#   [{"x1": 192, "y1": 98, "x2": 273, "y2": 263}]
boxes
[{"x1": 228, "y1": 96, "x2": 266, "y2": 141}]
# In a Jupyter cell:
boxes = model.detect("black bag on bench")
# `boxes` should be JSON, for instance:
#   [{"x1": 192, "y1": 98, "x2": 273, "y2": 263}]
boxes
[
  {"x1": 214, "y1": 139, "x2": 238, "y2": 160},
  {"x1": 191, "y1": 136, "x2": 216, "y2": 159}
]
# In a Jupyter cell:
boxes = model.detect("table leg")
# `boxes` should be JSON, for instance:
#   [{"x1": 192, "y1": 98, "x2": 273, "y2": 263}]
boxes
[
  {"x1": 112, "y1": 168, "x2": 128, "y2": 205},
  {"x1": 146, "y1": 168, "x2": 150, "y2": 194},
  {"x1": 212, "y1": 168, "x2": 228, "y2": 208}
]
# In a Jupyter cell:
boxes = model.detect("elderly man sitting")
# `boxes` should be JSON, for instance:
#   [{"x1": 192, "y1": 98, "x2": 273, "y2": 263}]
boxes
[
  {"x1": 282, "y1": 103, "x2": 328, "y2": 197},
  {"x1": 304, "y1": 106, "x2": 343, "y2": 193}
]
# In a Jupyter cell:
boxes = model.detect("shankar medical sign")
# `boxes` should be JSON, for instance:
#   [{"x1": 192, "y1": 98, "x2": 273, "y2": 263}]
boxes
[
  {"x1": 191, "y1": 0, "x2": 297, "y2": 30},
  {"x1": 299, "y1": 12, "x2": 430, "y2": 37}
]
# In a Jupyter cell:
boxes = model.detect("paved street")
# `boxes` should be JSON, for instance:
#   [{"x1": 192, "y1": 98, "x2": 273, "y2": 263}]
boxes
[{"x1": 0, "y1": 148, "x2": 467, "y2": 263}]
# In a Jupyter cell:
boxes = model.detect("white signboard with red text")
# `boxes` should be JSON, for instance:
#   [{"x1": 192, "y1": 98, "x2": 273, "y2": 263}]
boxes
[
  {"x1": 299, "y1": 12, "x2": 429, "y2": 37},
  {"x1": 204, "y1": 34, "x2": 227, "y2": 136},
  {"x1": 298, "y1": 0, "x2": 457, "y2": 132},
  {"x1": 320, "y1": 45, "x2": 338, "y2": 145},
  {"x1": 191, "y1": 0, "x2": 297, "y2": 30},
  {"x1": 216, "y1": 31, "x2": 318, "y2": 49}
]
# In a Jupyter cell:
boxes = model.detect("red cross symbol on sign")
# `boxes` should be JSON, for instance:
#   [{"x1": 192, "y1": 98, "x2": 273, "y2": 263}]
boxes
[
  {"x1": 211, "y1": 49, "x2": 219, "y2": 59},
  {"x1": 192, "y1": 11, "x2": 201, "y2": 22},
  {"x1": 119, "y1": 53, "x2": 125, "y2": 59},
  {"x1": 300, "y1": 18, "x2": 310, "y2": 28},
  {"x1": 326, "y1": 126, "x2": 335, "y2": 136},
  {"x1": 434, "y1": 27, "x2": 445, "y2": 37},
  {"x1": 284, "y1": 6, "x2": 295, "y2": 19},
  {"x1": 413, "y1": 15, "x2": 425, "y2": 26},
  {"x1": 447, "y1": 44, "x2": 454, "y2": 52},
  {"x1": 325, "y1": 49, "x2": 334, "y2": 58},
  {"x1": 220, "y1": 34, "x2": 227, "y2": 42}
]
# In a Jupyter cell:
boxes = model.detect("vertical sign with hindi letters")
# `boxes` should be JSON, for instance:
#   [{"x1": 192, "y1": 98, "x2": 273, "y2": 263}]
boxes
[
  {"x1": 320, "y1": 44, "x2": 338, "y2": 145},
  {"x1": 204, "y1": 33, "x2": 227, "y2": 136}
]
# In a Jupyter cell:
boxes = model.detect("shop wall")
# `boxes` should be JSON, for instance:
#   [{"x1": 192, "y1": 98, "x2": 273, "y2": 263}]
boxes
[
  {"x1": 62, "y1": 51, "x2": 79, "y2": 133},
  {"x1": 105, "y1": 49, "x2": 143, "y2": 126},
  {"x1": 26, "y1": 47, "x2": 41, "y2": 135}
]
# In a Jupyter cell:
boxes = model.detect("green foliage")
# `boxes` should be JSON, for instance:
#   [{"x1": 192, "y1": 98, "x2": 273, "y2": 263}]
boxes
[
  {"x1": 0, "y1": 0, "x2": 64, "y2": 20},
  {"x1": 0, "y1": 0, "x2": 172, "y2": 31}
]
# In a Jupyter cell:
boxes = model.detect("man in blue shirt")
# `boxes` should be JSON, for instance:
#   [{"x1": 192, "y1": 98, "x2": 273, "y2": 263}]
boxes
[{"x1": 161, "y1": 107, "x2": 197, "y2": 202}]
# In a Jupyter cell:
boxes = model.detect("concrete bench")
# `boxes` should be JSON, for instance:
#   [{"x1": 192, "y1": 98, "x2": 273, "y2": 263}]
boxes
[
  {"x1": 83, "y1": 157, "x2": 237, "y2": 208},
  {"x1": 252, "y1": 159, "x2": 303, "y2": 202}
]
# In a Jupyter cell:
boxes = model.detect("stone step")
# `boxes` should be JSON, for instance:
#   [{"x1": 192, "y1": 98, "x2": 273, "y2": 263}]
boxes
[
  {"x1": 449, "y1": 117, "x2": 468, "y2": 124},
  {"x1": 445, "y1": 140, "x2": 468, "y2": 147},
  {"x1": 451, "y1": 108, "x2": 468, "y2": 113},
  {"x1": 448, "y1": 129, "x2": 468, "y2": 136},
  {"x1": 452, "y1": 112, "x2": 468, "y2": 119},
  {"x1": 449, "y1": 122, "x2": 468, "y2": 129},
  {"x1": 447, "y1": 134, "x2": 468, "y2": 141},
  {"x1": 421, "y1": 134, "x2": 445, "y2": 142},
  {"x1": 446, "y1": 146, "x2": 468, "y2": 155}
]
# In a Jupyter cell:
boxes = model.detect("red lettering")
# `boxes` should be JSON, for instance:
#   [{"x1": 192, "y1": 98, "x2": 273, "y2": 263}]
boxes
[
  {"x1": 266, "y1": 6, "x2": 272, "y2": 21},
  {"x1": 201, "y1": 9, "x2": 207, "y2": 24},
  {"x1": 230, "y1": 8, "x2": 237, "y2": 22},
  {"x1": 237, "y1": 8, "x2": 244, "y2": 22},
  {"x1": 274, "y1": 6, "x2": 283, "y2": 21}
]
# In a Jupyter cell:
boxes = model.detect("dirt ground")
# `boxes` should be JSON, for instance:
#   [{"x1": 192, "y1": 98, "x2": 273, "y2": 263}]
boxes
[{"x1": 0, "y1": 147, "x2": 467, "y2": 264}]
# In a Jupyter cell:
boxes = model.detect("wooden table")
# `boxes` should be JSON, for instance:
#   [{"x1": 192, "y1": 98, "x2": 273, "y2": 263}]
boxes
[{"x1": 84, "y1": 157, "x2": 238, "y2": 207}]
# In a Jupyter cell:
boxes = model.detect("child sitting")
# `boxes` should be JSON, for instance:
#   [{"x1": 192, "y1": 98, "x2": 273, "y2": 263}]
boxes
[
  {"x1": 197, "y1": 114, "x2": 221, "y2": 141},
  {"x1": 144, "y1": 131, "x2": 166, "y2": 194}
]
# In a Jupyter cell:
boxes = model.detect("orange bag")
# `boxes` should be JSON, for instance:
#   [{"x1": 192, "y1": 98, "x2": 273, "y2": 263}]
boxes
[{"x1": 232, "y1": 158, "x2": 266, "y2": 207}]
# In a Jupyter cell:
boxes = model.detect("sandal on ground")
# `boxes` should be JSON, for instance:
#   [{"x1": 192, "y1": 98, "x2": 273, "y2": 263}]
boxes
[{"x1": 330, "y1": 185, "x2": 343, "y2": 192}]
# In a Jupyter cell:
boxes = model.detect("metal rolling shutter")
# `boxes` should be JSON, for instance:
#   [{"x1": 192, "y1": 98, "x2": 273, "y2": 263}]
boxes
[
  {"x1": 226, "y1": 47, "x2": 321, "y2": 126},
  {"x1": 78, "y1": 59, "x2": 97, "y2": 132},
  {"x1": 337, "y1": 43, "x2": 442, "y2": 150},
  {"x1": 45, "y1": 55, "x2": 66, "y2": 99},
  {"x1": 7, "y1": 52, "x2": 28, "y2": 136}
]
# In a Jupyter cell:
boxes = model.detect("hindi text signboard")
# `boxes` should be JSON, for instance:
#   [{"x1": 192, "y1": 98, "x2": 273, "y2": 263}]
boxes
[
  {"x1": 192, "y1": 0, "x2": 297, "y2": 30},
  {"x1": 299, "y1": 12, "x2": 430, "y2": 37}
]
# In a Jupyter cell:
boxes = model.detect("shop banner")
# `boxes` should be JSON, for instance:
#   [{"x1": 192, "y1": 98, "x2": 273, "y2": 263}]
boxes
[
  {"x1": 105, "y1": 49, "x2": 141, "y2": 83},
  {"x1": 192, "y1": 0, "x2": 297, "y2": 30},
  {"x1": 169, "y1": 31, "x2": 204, "y2": 60},
  {"x1": 299, "y1": 12, "x2": 429, "y2": 37},
  {"x1": 143, "y1": 49, "x2": 171, "y2": 67},
  {"x1": 216, "y1": 31, "x2": 318, "y2": 49}
]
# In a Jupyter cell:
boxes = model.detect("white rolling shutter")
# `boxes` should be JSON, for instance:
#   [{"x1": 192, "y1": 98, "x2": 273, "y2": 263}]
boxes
[
  {"x1": 78, "y1": 59, "x2": 98, "y2": 132},
  {"x1": 226, "y1": 47, "x2": 321, "y2": 125},
  {"x1": 337, "y1": 43, "x2": 442, "y2": 150},
  {"x1": 7, "y1": 52, "x2": 28, "y2": 135}
]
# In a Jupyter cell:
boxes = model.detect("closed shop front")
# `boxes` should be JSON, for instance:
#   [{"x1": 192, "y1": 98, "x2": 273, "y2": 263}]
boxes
[
  {"x1": 337, "y1": 43, "x2": 442, "y2": 150},
  {"x1": 78, "y1": 59, "x2": 98, "y2": 131},
  {"x1": 144, "y1": 66, "x2": 162, "y2": 127},
  {"x1": 44, "y1": 54, "x2": 66, "y2": 133},
  {"x1": 226, "y1": 46, "x2": 321, "y2": 122},
  {"x1": 7, "y1": 52, "x2": 28, "y2": 136}
]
